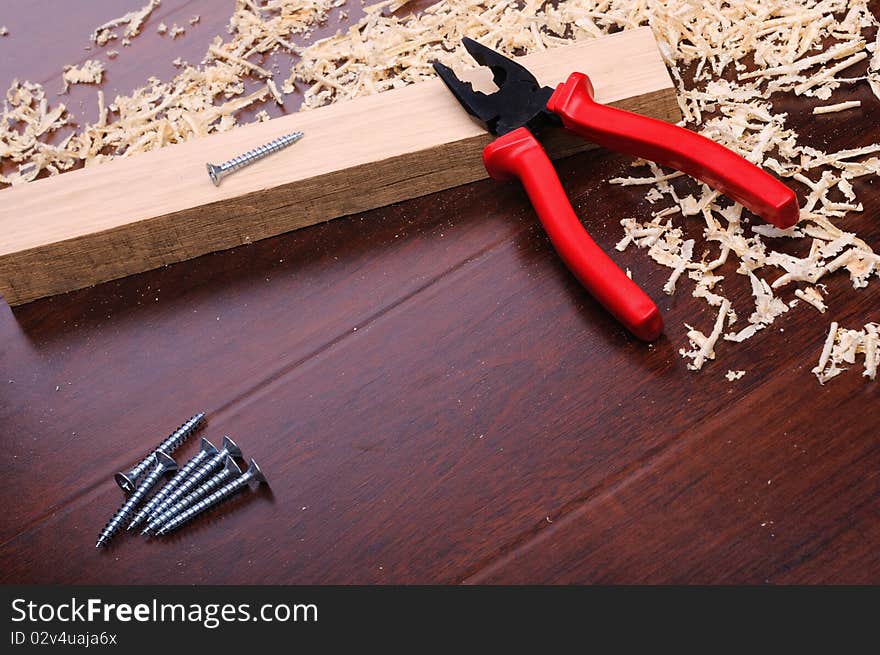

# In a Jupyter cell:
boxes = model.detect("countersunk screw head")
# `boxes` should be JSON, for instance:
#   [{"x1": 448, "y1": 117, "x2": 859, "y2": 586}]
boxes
[
  {"x1": 206, "y1": 163, "x2": 223, "y2": 186},
  {"x1": 222, "y1": 435, "x2": 241, "y2": 458},
  {"x1": 247, "y1": 458, "x2": 266, "y2": 484},
  {"x1": 154, "y1": 450, "x2": 178, "y2": 474},
  {"x1": 200, "y1": 437, "x2": 219, "y2": 456},
  {"x1": 114, "y1": 471, "x2": 137, "y2": 493},
  {"x1": 225, "y1": 455, "x2": 243, "y2": 477}
]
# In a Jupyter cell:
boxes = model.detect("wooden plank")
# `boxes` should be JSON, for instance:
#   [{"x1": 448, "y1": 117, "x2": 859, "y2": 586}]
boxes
[{"x1": 0, "y1": 27, "x2": 679, "y2": 306}]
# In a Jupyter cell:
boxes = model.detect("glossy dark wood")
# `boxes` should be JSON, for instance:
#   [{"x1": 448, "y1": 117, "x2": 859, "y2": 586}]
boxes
[{"x1": 0, "y1": 1, "x2": 877, "y2": 584}]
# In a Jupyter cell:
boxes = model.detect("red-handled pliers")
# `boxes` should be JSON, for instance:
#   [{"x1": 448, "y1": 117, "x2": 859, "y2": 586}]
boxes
[{"x1": 433, "y1": 39, "x2": 799, "y2": 341}]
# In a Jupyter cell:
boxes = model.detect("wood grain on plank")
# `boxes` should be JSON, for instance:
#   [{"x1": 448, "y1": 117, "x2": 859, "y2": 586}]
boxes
[{"x1": 0, "y1": 27, "x2": 678, "y2": 306}]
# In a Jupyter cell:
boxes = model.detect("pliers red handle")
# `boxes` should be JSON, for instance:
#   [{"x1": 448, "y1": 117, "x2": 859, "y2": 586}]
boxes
[{"x1": 434, "y1": 40, "x2": 799, "y2": 341}]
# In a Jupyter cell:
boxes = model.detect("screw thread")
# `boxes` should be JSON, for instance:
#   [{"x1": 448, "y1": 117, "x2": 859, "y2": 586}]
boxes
[
  {"x1": 147, "y1": 448, "x2": 227, "y2": 522},
  {"x1": 144, "y1": 463, "x2": 238, "y2": 535},
  {"x1": 219, "y1": 133, "x2": 302, "y2": 174},
  {"x1": 121, "y1": 413, "x2": 205, "y2": 487},
  {"x1": 128, "y1": 448, "x2": 212, "y2": 530},
  {"x1": 157, "y1": 471, "x2": 255, "y2": 536},
  {"x1": 98, "y1": 457, "x2": 169, "y2": 547}
]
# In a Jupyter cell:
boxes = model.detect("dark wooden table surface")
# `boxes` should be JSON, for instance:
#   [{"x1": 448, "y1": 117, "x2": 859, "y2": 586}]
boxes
[{"x1": 1, "y1": 1, "x2": 878, "y2": 584}]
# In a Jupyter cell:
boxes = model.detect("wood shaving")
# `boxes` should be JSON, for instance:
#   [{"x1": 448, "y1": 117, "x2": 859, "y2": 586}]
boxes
[
  {"x1": 680, "y1": 299, "x2": 732, "y2": 371},
  {"x1": 190, "y1": 16, "x2": 201, "y2": 26},
  {"x1": 157, "y1": 22, "x2": 168, "y2": 35},
  {"x1": 61, "y1": 60, "x2": 105, "y2": 92},
  {"x1": 91, "y1": 0, "x2": 160, "y2": 46},
  {"x1": 812, "y1": 322, "x2": 879, "y2": 383},
  {"x1": 169, "y1": 24, "x2": 186, "y2": 39},
  {"x1": 725, "y1": 370, "x2": 746, "y2": 381},
  {"x1": 812, "y1": 100, "x2": 861, "y2": 114},
  {"x1": 794, "y1": 286, "x2": 827, "y2": 313},
  {"x1": 0, "y1": 26, "x2": 8, "y2": 37}
]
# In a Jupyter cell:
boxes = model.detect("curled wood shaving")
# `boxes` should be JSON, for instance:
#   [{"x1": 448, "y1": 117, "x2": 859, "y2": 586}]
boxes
[
  {"x1": 813, "y1": 100, "x2": 861, "y2": 114},
  {"x1": 794, "y1": 286, "x2": 827, "y2": 313},
  {"x1": 91, "y1": 0, "x2": 161, "y2": 46},
  {"x1": 812, "y1": 322, "x2": 879, "y2": 383},
  {"x1": 62, "y1": 60, "x2": 105, "y2": 93},
  {"x1": 680, "y1": 299, "x2": 732, "y2": 371}
]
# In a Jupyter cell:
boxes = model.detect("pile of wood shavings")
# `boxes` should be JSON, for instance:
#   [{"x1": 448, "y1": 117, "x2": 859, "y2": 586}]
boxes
[
  {"x1": 297, "y1": 0, "x2": 879, "y2": 384},
  {"x1": 0, "y1": 0, "x2": 339, "y2": 185},
  {"x1": 813, "y1": 321, "x2": 879, "y2": 382},
  {"x1": 604, "y1": 1, "x2": 880, "y2": 380}
]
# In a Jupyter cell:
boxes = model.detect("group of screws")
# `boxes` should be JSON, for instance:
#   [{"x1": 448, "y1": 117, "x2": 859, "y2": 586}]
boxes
[{"x1": 96, "y1": 413, "x2": 267, "y2": 548}]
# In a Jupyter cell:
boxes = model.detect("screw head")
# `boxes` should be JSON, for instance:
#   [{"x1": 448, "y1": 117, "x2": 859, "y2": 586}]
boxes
[
  {"x1": 224, "y1": 455, "x2": 242, "y2": 477},
  {"x1": 200, "y1": 437, "x2": 218, "y2": 456},
  {"x1": 222, "y1": 435, "x2": 242, "y2": 458},
  {"x1": 246, "y1": 458, "x2": 266, "y2": 485},
  {"x1": 114, "y1": 472, "x2": 137, "y2": 493},
  {"x1": 155, "y1": 451, "x2": 178, "y2": 474},
  {"x1": 206, "y1": 163, "x2": 223, "y2": 186}
]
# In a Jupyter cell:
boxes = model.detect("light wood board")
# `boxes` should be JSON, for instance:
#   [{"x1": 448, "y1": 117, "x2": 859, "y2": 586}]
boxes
[{"x1": 0, "y1": 27, "x2": 679, "y2": 306}]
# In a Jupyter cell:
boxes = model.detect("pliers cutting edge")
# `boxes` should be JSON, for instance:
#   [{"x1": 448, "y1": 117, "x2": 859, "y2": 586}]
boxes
[{"x1": 433, "y1": 39, "x2": 799, "y2": 341}]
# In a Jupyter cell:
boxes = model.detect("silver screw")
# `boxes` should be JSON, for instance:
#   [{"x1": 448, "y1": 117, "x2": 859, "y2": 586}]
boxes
[
  {"x1": 127, "y1": 438, "x2": 218, "y2": 531},
  {"x1": 155, "y1": 458, "x2": 266, "y2": 536},
  {"x1": 97, "y1": 452, "x2": 177, "y2": 548},
  {"x1": 115, "y1": 412, "x2": 205, "y2": 493},
  {"x1": 143, "y1": 456, "x2": 241, "y2": 536},
  {"x1": 143, "y1": 435, "x2": 241, "y2": 529},
  {"x1": 207, "y1": 132, "x2": 304, "y2": 186}
]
